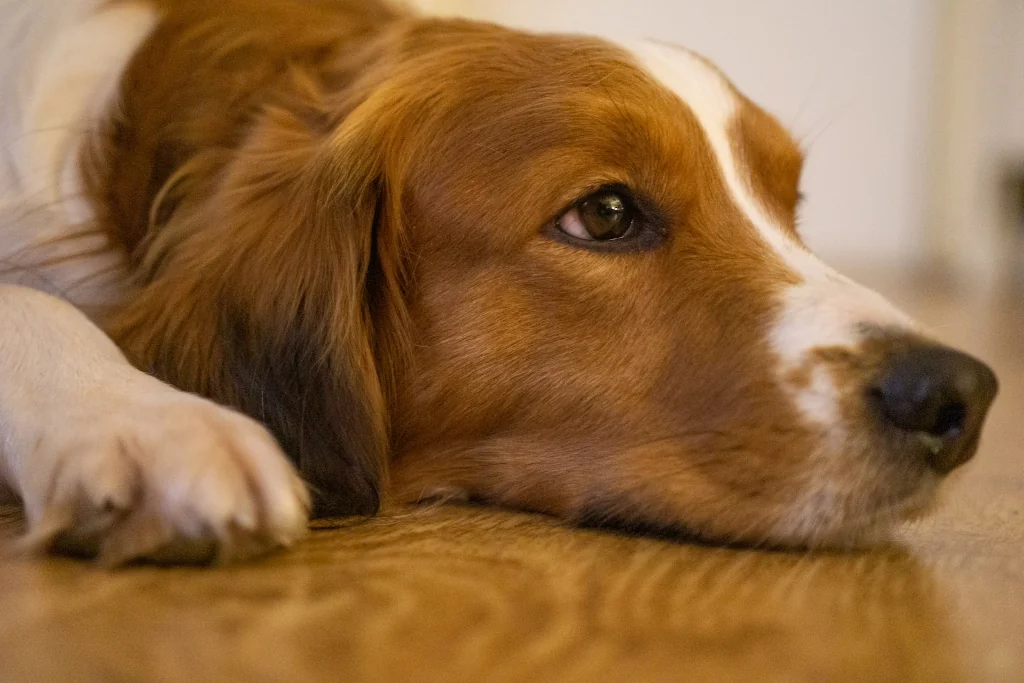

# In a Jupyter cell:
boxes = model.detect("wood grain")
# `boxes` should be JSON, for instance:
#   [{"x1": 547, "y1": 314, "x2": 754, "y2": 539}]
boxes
[{"x1": 1, "y1": 276, "x2": 1022, "y2": 683}]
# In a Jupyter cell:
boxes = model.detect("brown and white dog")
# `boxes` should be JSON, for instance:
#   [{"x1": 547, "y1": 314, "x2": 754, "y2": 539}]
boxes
[{"x1": 0, "y1": 0, "x2": 998, "y2": 563}]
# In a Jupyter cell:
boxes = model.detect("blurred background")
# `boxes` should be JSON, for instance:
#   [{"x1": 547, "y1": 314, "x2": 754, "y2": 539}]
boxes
[{"x1": 421, "y1": 0, "x2": 1024, "y2": 297}]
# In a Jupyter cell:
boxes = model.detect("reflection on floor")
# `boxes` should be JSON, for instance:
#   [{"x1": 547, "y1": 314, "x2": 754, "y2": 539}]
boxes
[{"x1": 1, "y1": 274, "x2": 1022, "y2": 683}]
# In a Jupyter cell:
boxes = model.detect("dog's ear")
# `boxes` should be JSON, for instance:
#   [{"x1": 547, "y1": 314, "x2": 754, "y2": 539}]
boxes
[{"x1": 106, "y1": 84, "x2": 410, "y2": 517}]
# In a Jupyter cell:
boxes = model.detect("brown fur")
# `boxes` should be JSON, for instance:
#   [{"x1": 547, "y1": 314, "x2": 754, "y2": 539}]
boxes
[{"x1": 79, "y1": 0, "x2": 896, "y2": 543}]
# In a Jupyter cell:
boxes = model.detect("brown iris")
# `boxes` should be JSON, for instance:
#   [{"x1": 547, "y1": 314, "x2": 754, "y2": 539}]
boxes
[{"x1": 577, "y1": 191, "x2": 635, "y2": 240}]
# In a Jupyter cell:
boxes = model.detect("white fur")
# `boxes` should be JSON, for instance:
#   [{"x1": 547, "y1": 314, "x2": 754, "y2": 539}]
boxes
[
  {"x1": 0, "y1": 285, "x2": 310, "y2": 562},
  {"x1": 1, "y1": 0, "x2": 157, "y2": 308},
  {"x1": 3, "y1": 0, "x2": 157, "y2": 211},
  {"x1": 628, "y1": 41, "x2": 917, "y2": 426}
]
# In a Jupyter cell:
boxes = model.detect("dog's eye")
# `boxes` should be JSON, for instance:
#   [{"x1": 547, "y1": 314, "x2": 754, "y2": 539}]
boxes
[{"x1": 557, "y1": 189, "x2": 638, "y2": 241}]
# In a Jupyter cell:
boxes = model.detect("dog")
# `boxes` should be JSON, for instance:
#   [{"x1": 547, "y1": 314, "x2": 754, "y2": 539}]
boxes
[{"x1": 0, "y1": 0, "x2": 998, "y2": 563}]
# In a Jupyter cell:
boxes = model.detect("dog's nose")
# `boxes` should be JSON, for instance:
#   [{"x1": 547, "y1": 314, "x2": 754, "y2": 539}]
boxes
[{"x1": 872, "y1": 345, "x2": 998, "y2": 474}]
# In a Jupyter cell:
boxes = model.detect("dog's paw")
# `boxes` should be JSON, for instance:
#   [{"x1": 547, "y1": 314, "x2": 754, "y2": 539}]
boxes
[{"x1": 18, "y1": 379, "x2": 310, "y2": 565}]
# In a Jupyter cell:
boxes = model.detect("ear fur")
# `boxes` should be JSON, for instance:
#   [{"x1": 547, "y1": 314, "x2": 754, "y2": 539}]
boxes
[{"x1": 105, "y1": 82, "x2": 407, "y2": 517}]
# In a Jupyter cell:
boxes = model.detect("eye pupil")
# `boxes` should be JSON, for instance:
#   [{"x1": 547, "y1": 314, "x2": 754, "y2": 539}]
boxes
[{"x1": 580, "y1": 191, "x2": 635, "y2": 240}]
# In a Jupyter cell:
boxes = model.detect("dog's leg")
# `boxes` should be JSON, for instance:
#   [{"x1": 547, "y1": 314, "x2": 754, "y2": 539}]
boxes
[{"x1": 0, "y1": 285, "x2": 309, "y2": 564}]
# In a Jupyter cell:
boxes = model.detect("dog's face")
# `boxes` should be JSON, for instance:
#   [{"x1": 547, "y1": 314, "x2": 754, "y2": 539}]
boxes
[
  {"x1": 108, "y1": 16, "x2": 997, "y2": 548},
  {"x1": 372, "y1": 27, "x2": 997, "y2": 546}
]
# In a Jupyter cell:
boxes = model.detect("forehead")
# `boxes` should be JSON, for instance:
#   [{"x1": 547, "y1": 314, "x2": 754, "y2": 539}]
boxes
[
  {"x1": 404, "y1": 26, "x2": 805, "y2": 254},
  {"x1": 623, "y1": 39, "x2": 805, "y2": 234}
]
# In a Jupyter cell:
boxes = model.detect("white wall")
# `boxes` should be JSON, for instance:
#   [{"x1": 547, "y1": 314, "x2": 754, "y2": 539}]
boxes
[
  {"x1": 926, "y1": 0, "x2": 1024, "y2": 291},
  {"x1": 1000, "y1": 1, "x2": 1024, "y2": 158},
  {"x1": 424, "y1": 0, "x2": 939, "y2": 271}
]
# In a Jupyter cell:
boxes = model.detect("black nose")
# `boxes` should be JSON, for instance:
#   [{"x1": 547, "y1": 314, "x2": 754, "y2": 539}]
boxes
[{"x1": 871, "y1": 345, "x2": 998, "y2": 474}]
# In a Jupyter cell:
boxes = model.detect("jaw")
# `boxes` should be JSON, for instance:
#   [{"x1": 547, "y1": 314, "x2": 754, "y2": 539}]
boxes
[
  {"x1": 390, "y1": 433, "x2": 945, "y2": 551},
  {"x1": 571, "y1": 479, "x2": 942, "y2": 551}
]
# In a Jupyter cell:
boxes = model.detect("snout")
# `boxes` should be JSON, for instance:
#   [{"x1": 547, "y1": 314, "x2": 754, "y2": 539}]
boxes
[{"x1": 870, "y1": 344, "x2": 998, "y2": 474}]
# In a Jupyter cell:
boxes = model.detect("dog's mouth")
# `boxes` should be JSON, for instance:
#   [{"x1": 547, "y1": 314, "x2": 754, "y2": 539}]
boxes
[
  {"x1": 560, "y1": 437, "x2": 951, "y2": 551},
  {"x1": 572, "y1": 480, "x2": 940, "y2": 552}
]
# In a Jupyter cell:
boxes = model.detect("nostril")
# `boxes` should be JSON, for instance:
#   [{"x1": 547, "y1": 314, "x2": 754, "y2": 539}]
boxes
[{"x1": 932, "y1": 399, "x2": 966, "y2": 439}]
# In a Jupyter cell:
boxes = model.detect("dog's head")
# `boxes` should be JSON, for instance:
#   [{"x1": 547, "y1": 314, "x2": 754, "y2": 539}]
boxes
[{"x1": 108, "y1": 15, "x2": 997, "y2": 547}]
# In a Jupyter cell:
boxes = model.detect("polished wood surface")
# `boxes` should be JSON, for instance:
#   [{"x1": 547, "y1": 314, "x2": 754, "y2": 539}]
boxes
[{"x1": 2, "y1": 278, "x2": 1022, "y2": 683}]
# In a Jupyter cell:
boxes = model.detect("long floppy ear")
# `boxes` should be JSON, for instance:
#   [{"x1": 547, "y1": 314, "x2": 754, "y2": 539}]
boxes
[{"x1": 105, "y1": 84, "x2": 408, "y2": 517}]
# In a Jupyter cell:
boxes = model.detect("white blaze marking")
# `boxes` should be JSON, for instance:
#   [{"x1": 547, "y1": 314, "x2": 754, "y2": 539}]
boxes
[{"x1": 626, "y1": 40, "x2": 916, "y2": 426}]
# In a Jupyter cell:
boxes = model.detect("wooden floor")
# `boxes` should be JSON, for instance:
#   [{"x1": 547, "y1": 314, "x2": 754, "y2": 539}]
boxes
[{"x1": 2, "y1": 276, "x2": 1023, "y2": 683}]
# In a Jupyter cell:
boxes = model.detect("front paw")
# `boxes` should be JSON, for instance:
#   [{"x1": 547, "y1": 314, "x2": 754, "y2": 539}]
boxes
[{"x1": 19, "y1": 381, "x2": 310, "y2": 564}]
